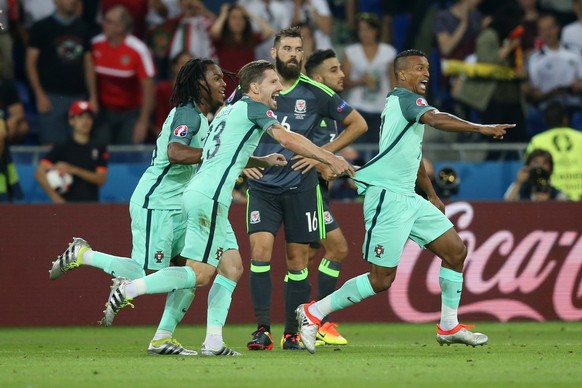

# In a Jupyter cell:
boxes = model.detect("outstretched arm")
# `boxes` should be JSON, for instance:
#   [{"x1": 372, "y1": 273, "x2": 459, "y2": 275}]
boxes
[
  {"x1": 420, "y1": 109, "x2": 514, "y2": 139},
  {"x1": 268, "y1": 123, "x2": 354, "y2": 177},
  {"x1": 246, "y1": 153, "x2": 287, "y2": 168}
]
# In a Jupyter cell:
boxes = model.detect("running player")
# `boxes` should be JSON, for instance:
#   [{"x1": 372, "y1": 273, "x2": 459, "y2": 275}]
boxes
[
  {"x1": 241, "y1": 27, "x2": 367, "y2": 351},
  {"x1": 100, "y1": 60, "x2": 354, "y2": 355},
  {"x1": 297, "y1": 49, "x2": 515, "y2": 353},
  {"x1": 51, "y1": 58, "x2": 248, "y2": 356}
]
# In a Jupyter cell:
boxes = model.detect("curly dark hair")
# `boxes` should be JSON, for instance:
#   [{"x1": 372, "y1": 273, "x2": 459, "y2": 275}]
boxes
[{"x1": 170, "y1": 58, "x2": 217, "y2": 107}]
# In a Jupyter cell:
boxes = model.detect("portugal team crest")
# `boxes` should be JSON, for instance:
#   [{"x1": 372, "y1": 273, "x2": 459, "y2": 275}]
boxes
[
  {"x1": 374, "y1": 244, "x2": 384, "y2": 258},
  {"x1": 250, "y1": 210, "x2": 261, "y2": 224},
  {"x1": 416, "y1": 98, "x2": 428, "y2": 107},
  {"x1": 216, "y1": 247, "x2": 224, "y2": 260},
  {"x1": 155, "y1": 250, "x2": 164, "y2": 263},
  {"x1": 294, "y1": 99, "x2": 307, "y2": 114},
  {"x1": 174, "y1": 125, "x2": 188, "y2": 137}
]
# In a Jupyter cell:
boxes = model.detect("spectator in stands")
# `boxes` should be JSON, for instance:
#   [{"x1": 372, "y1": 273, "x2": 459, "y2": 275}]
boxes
[
  {"x1": 151, "y1": 50, "x2": 193, "y2": 140},
  {"x1": 149, "y1": 0, "x2": 216, "y2": 79},
  {"x1": 504, "y1": 149, "x2": 569, "y2": 201},
  {"x1": 0, "y1": 116, "x2": 24, "y2": 202},
  {"x1": 35, "y1": 100, "x2": 108, "y2": 203},
  {"x1": 432, "y1": 0, "x2": 483, "y2": 116},
  {"x1": 292, "y1": 0, "x2": 333, "y2": 50},
  {"x1": 517, "y1": 0, "x2": 541, "y2": 59},
  {"x1": 238, "y1": 0, "x2": 292, "y2": 61},
  {"x1": 538, "y1": 0, "x2": 577, "y2": 26},
  {"x1": 101, "y1": 0, "x2": 149, "y2": 41},
  {"x1": 433, "y1": 0, "x2": 482, "y2": 61},
  {"x1": 21, "y1": 0, "x2": 58, "y2": 30},
  {"x1": 0, "y1": 50, "x2": 28, "y2": 143},
  {"x1": 25, "y1": 0, "x2": 96, "y2": 146},
  {"x1": 524, "y1": 13, "x2": 582, "y2": 128},
  {"x1": 296, "y1": 22, "x2": 316, "y2": 67},
  {"x1": 453, "y1": 3, "x2": 527, "y2": 158},
  {"x1": 92, "y1": 5, "x2": 156, "y2": 145},
  {"x1": 210, "y1": 3, "x2": 272, "y2": 74},
  {"x1": 345, "y1": 0, "x2": 390, "y2": 44},
  {"x1": 342, "y1": 13, "x2": 396, "y2": 144},
  {"x1": 561, "y1": 0, "x2": 582, "y2": 56},
  {"x1": 525, "y1": 101, "x2": 582, "y2": 201},
  {"x1": 146, "y1": 0, "x2": 182, "y2": 31},
  {"x1": 0, "y1": 0, "x2": 15, "y2": 80}
]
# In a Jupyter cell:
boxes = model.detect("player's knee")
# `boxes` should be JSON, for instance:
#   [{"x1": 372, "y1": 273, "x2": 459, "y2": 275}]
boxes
[
  {"x1": 448, "y1": 243, "x2": 467, "y2": 269},
  {"x1": 369, "y1": 270, "x2": 396, "y2": 293},
  {"x1": 327, "y1": 242, "x2": 348, "y2": 262},
  {"x1": 218, "y1": 258, "x2": 244, "y2": 282}
]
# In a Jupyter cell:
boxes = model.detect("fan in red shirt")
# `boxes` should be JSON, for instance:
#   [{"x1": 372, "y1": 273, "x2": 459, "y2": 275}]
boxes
[{"x1": 92, "y1": 5, "x2": 156, "y2": 145}]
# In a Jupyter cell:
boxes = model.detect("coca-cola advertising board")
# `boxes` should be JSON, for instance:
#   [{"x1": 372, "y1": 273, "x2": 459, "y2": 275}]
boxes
[{"x1": 0, "y1": 201, "x2": 580, "y2": 326}]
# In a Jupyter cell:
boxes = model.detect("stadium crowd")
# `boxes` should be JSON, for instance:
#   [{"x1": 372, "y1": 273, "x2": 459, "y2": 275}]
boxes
[{"x1": 1, "y1": 0, "x2": 582, "y2": 202}]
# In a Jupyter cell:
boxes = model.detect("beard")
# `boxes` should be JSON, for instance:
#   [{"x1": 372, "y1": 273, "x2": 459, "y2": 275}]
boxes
[{"x1": 275, "y1": 56, "x2": 302, "y2": 80}]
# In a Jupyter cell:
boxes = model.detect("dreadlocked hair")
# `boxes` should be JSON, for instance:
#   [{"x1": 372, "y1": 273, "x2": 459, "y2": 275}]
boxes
[{"x1": 170, "y1": 58, "x2": 216, "y2": 107}]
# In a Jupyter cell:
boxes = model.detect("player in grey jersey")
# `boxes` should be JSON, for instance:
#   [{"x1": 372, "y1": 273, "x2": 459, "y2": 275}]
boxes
[{"x1": 242, "y1": 28, "x2": 367, "y2": 351}]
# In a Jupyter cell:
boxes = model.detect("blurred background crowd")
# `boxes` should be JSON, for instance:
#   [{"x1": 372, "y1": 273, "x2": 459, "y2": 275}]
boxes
[{"x1": 1, "y1": 0, "x2": 581, "y2": 203}]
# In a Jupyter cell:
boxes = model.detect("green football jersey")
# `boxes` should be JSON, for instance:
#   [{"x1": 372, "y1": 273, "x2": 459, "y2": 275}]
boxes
[
  {"x1": 130, "y1": 103, "x2": 208, "y2": 209},
  {"x1": 184, "y1": 96, "x2": 279, "y2": 206},
  {"x1": 355, "y1": 88, "x2": 434, "y2": 195}
]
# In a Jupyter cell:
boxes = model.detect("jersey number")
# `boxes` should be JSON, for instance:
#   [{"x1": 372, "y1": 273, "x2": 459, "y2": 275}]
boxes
[
  {"x1": 206, "y1": 121, "x2": 226, "y2": 160},
  {"x1": 305, "y1": 211, "x2": 318, "y2": 232},
  {"x1": 280, "y1": 116, "x2": 291, "y2": 131}
]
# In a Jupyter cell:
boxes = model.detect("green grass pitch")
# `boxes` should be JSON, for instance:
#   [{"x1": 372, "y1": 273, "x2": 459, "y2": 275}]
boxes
[{"x1": 1, "y1": 322, "x2": 581, "y2": 387}]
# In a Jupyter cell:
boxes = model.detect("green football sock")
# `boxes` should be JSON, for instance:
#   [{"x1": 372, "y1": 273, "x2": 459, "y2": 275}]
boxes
[
  {"x1": 143, "y1": 266, "x2": 196, "y2": 295},
  {"x1": 88, "y1": 251, "x2": 146, "y2": 279},
  {"x1": 310, "y1": 274, "x2": 375, "y2": 320},
  {"x1": 156, "y1": 288, "x2": 196, "y2": 335},
  {"x1": 439, "y1": 267, "x2": 463, "y2": 330},
  {"x1": 207, "y1": 274, "x2": 237, "y2": 334}
]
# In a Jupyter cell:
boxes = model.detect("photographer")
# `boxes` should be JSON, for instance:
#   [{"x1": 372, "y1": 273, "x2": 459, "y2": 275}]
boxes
[{"x1": 504, "y1": 149, "x2": 569, "y2": 201}]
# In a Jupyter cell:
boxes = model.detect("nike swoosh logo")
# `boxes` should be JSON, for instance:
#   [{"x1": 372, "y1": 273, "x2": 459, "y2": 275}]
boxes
[
  {"x1": 456, "y1": 290, "x2": 462, "y2": 293},
  {"x1": 111, "y1": 271, "x2": 116, "y2": 276},
  {"x1": 182, "y1": 308, "x2": 188, "y2": 313},
  {"x1": 347, "y1": 297, "x2": 357, "y2": 304}
]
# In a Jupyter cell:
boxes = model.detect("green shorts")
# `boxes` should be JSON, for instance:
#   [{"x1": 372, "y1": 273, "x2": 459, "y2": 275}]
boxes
[
  {"x1": 181, "y1": 191, "x2": 238, "y2": 268},
  {"x1": 362, "y1": 187, "x2": 453, "y2": 268},
  {"x1": 129, "y1": 202, "x2": 187, "y2": 271}
]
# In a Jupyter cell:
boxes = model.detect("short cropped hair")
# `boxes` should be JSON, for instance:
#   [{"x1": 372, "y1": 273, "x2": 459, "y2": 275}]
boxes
[
  {"x1": 273, "y1": 26, "x2": 303, "y2": 48},
  {"x1": 238, "y1": 60, "x2": 276, "y2": 93},
  {"x1": 394, "y1": 49, "x2": 428, "y2": 76},
  {"x1": 304, "y1": 49, "x2": 337, "y2": 78}
]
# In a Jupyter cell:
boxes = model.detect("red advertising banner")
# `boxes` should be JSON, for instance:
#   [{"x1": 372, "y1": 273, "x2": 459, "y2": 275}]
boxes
[
  {"x1": 390, "y1": 202, "x2": 582, "y2": 323},
  {"x1": 0, "y1": 201, "x2": 580, "y2": 327}
]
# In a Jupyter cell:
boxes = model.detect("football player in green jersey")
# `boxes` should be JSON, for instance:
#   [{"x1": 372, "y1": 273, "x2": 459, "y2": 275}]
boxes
[
  {"x1": 51, "y1": 58, "x2": 260, "y2": 356},
  {"x1": 99, "y1": 60, "x2": 353, "y2": 354},
  {"x1": 297, "y1": 49, "x2": 515, "y2": 353}
]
